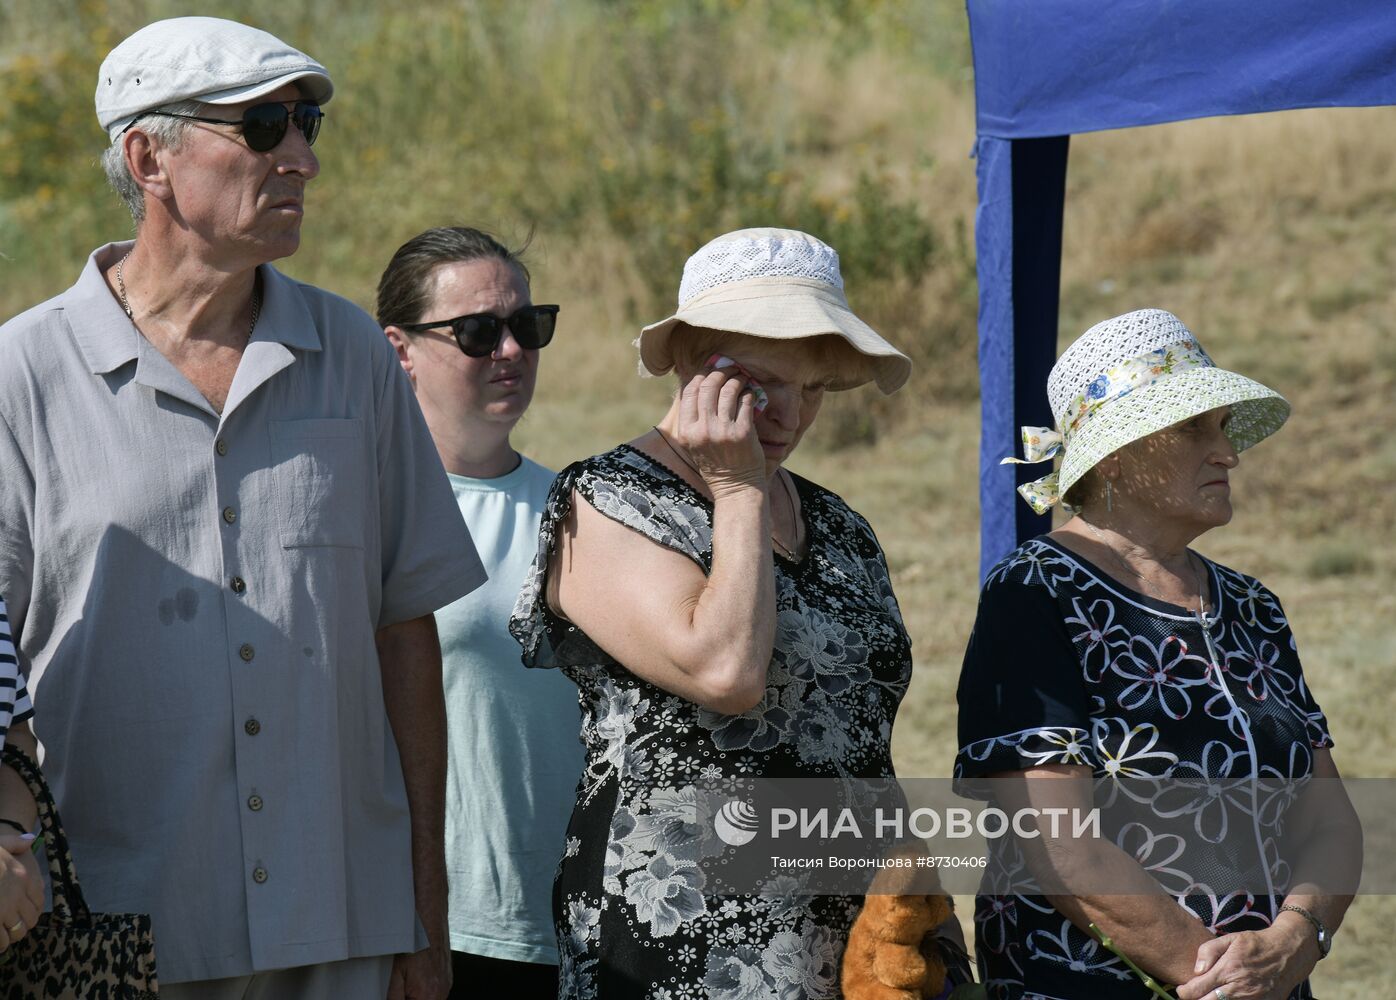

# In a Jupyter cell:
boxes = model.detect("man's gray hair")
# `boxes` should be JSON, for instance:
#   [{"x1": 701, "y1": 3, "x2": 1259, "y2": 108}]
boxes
[{"x1": 100, "y1": 100, "x2": 204, "y2": 224}]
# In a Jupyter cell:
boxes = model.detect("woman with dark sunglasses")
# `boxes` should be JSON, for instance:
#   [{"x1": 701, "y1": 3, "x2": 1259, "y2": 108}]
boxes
[{"x1": 379, "y1": 227, "x2": 581, "y2": 1000}]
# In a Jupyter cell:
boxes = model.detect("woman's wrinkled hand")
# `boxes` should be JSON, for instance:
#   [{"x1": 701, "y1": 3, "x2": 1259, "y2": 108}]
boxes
[
  {"x1": 1175, "y1": 922, "x2": 1316, "y2": 1000},
  {"x1": 672, "y1": 369, "x2": 767, "y2": 497},
  {"x1": 0, "y1": 833, "x2": 43, "y2": 952}
]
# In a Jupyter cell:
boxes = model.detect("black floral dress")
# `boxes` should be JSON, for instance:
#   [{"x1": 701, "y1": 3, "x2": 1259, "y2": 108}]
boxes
[
  {"x1": 955, "y1": 538, "x2": 1332, "y2": 1000},
  {"x1": 509, "y1": 445, "x2": 912, "y2": 1000}
]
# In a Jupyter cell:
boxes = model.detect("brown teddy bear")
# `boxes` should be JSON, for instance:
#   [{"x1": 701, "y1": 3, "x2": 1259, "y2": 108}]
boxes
[
  {"x1": 841, "y1": 889, "x2": 954, "y2": 999},
  {"x1": 837, "y1": 888, "x2": 949, "y2": 994},
  {"x1": 839, "y1": 839, "x2": 972, "y2": 999}
]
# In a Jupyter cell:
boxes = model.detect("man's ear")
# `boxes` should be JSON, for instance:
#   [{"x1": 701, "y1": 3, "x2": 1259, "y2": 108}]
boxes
[
  {"x1": 123, "y1": 128, "x2": 174, "y2": 204},
  {"x1": 383, "y1": 326, "x2": 416, "y2": 387}
]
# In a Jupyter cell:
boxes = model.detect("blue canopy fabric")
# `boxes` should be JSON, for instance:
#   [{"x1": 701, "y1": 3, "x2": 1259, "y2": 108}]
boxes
[{"x1": 971, "y1": 0, "x2": 1396, "y2": 577}]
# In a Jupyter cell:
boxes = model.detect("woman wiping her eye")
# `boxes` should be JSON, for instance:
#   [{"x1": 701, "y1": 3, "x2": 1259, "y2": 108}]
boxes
[{"x1": 508, "y1": 227, "x2": 963, "y2": 998}]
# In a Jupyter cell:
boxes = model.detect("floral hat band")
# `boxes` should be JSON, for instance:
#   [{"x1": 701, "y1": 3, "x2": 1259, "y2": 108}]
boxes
[
  {"x1": 998, "y1": 311, "x2": 1289, "y2": 517},
  {"x1": 1000, "y1": 426, "x2": 1067, "y2": 515},
  {"x1": 1061, "y1": 339, "x2": 1212, "y2": 437}
]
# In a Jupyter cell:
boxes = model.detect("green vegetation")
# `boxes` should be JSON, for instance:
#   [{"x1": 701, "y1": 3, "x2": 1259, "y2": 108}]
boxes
[
  {"x1": 1, "y1": 1, "x2": 972, "y2": 381},
  {"x1": 2, "y1": 3, "x2": 1393, "y2": 995}
]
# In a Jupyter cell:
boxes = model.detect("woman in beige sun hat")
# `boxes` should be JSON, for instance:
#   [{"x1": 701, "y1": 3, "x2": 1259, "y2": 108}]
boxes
[
  {"x1": 508, "y1": 228, "x2": 962, "y2": 997},
  {"x1": 636, "y1": 226, "x2": 911, "y2": 393},
  {"x1": 954, "y1": 309, "x2": 1361, "y2": 1000}
]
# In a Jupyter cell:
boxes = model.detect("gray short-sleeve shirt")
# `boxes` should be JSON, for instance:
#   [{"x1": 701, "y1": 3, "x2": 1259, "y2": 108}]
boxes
[{"x1": 0, "y1": 242, "x2": 486, "y2": 983}]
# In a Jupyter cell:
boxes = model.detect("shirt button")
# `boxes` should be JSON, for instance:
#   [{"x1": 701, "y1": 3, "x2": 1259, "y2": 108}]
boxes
[
  {"x1": 244, "y1": 718, "x2": 261, "y2": 736},
  {"x1": 215, "y1": 438, "x2": 229, "y2": 456},
  {"x1": 230, "y1": 576, "x2": 246, "y2": 594},
  {"x1": 252, "y1": 866, "x2": 268, "y2": 884},
  {"x1": 222, "y1": 506, "x2": 237, "y2": 525},
  {"x1": 239, "y1": 643, "x2": 255, "y2": 662},
  {"x1": 248, "y1": 794, "x2": 264, "y2": 812}
]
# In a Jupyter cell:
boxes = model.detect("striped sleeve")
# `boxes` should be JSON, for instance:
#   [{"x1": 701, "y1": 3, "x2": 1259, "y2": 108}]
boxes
[{"x1": 0, "y1": 595, "x2": 31, "y2": 745}]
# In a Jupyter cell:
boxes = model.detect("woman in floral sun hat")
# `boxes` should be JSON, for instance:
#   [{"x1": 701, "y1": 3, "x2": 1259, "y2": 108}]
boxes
[
  {"x1": 509, "y1": 228, "x2": 962, "y2": 998},
  {"x1": 955, "y1": 309, "x2": 1361, "y2": 1000}
]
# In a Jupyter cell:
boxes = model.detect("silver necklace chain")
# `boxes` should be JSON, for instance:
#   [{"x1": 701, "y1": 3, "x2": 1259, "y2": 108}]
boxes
[
  {"x1": 114, "y1": 251, "x2": 261, "y2": 336},
  {"x1": 651, "y1": 426, "x2": 799, "y2": 561},
  {"x1": 1078, "y1": 517, "x2": 1209, "y2": 614}
]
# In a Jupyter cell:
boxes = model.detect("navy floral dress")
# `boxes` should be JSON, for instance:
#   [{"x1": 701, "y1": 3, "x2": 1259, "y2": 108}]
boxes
[
  {"x1": 955, "y1": 538, "x2": 1332, "y2": 1000},
  {"x1": 509, "y1": 445, "x2": 912, "y2": 1000}
]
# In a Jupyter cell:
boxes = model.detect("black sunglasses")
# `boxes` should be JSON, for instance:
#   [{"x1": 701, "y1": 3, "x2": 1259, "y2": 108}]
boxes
[
  {"x1": 399, "y1": 305, "x2": 560, "y2": 357},
  {"x1": 122, "y1": 100, "x2": 323, "y2": 153}
]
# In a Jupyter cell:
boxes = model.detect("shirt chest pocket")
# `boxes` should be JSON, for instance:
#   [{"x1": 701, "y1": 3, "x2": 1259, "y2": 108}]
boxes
[{"x1": 269, "y1": 418, "x2": 367, "y2": 549}]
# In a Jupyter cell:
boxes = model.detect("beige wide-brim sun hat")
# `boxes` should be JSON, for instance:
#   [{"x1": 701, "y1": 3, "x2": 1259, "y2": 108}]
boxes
[
  {"x1": 1008, "y1": 308, "x2": 1290, "y2": 514},
  {"x1": 636, "y1": 228, "x2": 912, "y2": 394}
]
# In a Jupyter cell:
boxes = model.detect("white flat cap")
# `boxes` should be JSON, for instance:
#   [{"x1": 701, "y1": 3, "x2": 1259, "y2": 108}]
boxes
[{"x1": 96, "y1": 17, "x2": 333, "y2": 141}]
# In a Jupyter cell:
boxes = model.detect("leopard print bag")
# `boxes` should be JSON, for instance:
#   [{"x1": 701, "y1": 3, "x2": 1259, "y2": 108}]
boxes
[{"x1": 1, "y1": 745, "x2": 158, "y2": 999}]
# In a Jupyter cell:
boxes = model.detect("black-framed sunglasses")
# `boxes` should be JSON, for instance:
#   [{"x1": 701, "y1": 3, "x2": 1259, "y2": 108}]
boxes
[
  {"x1": 121, "y1": 100, "x2": 323, "y2": 153},
  {"x1": 398, "y1": 304, "x2": 560, "y2": 357}
]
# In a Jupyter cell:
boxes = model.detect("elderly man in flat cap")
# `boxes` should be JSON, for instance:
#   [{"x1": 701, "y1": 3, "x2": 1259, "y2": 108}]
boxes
[{"x1": 0, "y1": 17, "x2": 482, "y2": 999}]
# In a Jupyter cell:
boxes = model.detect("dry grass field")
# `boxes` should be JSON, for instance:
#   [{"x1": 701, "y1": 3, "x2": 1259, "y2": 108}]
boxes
[{"x1": 2, "y1": 1, "x2": 1393, "y2": 994}]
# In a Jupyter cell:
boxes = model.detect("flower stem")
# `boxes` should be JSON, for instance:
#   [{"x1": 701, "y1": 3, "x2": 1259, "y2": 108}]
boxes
[{"x1": 1088, "y1": 922, "x2": 1178, "y2": 999}]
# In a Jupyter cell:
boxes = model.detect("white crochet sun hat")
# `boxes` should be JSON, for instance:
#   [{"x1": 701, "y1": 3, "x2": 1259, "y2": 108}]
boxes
[
  {"x1": 636, "y1": 228, "x2": 912, "y2": 394},
  {"x1": 1004, "y1": 309, "x2": 1290, "y2": 514}
]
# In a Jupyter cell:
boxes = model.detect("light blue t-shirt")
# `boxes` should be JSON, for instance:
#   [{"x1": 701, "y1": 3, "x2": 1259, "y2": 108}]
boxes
[{"x1": 441, "y1": 457, "x2": 582, "y2": 964}]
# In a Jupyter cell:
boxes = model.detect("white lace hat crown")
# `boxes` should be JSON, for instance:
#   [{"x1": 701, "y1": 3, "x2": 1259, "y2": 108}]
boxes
[
  {"x1": 677, "y1": 229, "x2": 844, "y2": 307},
  {"x1": 1048, "y1": 309, "x2": 1208, "y2": 426}
]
